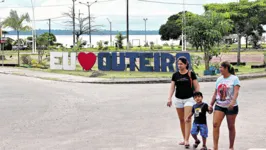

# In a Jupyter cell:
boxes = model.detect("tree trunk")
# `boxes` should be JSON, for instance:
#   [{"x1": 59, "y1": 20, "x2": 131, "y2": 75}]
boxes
[
  {"x1": 237, "y1": 34, "x2": 241, "y2": 66},
  {"x1": 245, "y1": 36, "x2": 248, "y2": 49},
  {"x1": 17, "y1": 31, "x2": 20, "y2": 66},
  {"x1": 204, "y1": 50, "x2": 209, "y2": 70}
]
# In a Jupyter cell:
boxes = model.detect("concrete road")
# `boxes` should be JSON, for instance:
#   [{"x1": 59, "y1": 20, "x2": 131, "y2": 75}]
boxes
[{"x1": 0, "y1": 74, "x2": 265, "y2": 150}]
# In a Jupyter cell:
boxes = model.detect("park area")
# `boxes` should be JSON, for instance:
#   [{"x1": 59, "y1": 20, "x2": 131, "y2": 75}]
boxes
[{"x1": 0, "y1": 48, "x2": 265, "y2": 78}]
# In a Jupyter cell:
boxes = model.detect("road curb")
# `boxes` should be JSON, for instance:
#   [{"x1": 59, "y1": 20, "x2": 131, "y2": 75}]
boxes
[{"x1": 1, "y1": 70, "x2": 266, "y2": 84}]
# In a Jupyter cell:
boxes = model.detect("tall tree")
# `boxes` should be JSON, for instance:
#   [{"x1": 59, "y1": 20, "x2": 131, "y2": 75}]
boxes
[
  {"x1": 204, "y1": 0, "x2": 266, "y2": 65},
  {"x1": 185, "y1": 11, "x2": 233, "y2": 70},
  {"x1": 159, "y1": 11, "x2": 195, "y2": 41},
  {"x1": 2, "y1": 10, "x2": 31, "y2": 66}
]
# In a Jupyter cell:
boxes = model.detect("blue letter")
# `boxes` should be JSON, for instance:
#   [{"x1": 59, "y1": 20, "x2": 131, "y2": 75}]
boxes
[
  {"x1": 125, "y1": 52, "x2": 139, "y2": 71},
  {"x1": 98, "y1": 52, "x2": 112, "y2": 71},
  {"x1": 112, "y1": 52, "x2": 125, "y2": 71},
  {"x1": 153, "y1": 53, "x2": 161, "y2": 72},
  {"x1": 161, "y1": 53, "x2": 175, "y2": 72},
  {"x1": 139, "y1": 53, "x2": 153, "y2": 72}
]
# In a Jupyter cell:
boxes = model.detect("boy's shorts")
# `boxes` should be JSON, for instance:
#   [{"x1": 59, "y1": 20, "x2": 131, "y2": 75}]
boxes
[{"x1": 191, "y1": 123, "x2": 208, "y2": 138}]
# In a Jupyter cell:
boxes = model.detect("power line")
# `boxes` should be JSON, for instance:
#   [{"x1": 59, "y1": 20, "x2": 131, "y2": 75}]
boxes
[
  {"x1": 0, "y1": 4, "x2": 72, "y2": 8},
  {"x1": 138, "y1": 0, "x2": 203, "y2": 6},
  {"x1": 0, "y1": 0, "x2": 117, "y2": 9},
  {"x1": 34, "y1": 16, "x2": 67, "y2": 21}
]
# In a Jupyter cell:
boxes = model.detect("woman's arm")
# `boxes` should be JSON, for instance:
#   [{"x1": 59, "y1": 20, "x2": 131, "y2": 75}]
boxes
[
  {"x1": 168, "y1": 81, "x2": 175, "y2": 100},
  {"x1": 167, "y1": 81, "x2": 175, "y2": 107},
  {"x1": 192, "y1": 79, "x2": 200, "y2": 92},
  {"x1": 210, "y1": 89, "x2": 217, "y2": 107},
  {"x1": 228, "y1": 85, "x2": 240, "y2": 109}
]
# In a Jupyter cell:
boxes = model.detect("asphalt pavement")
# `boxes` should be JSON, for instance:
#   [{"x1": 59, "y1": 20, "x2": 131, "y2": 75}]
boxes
[{"x1": 0, "y1": 74, "x2": 265, "y2": 150}]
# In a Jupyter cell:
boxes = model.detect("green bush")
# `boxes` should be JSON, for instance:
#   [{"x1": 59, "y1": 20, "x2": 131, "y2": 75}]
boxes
[
  {"x1": 21, "y1": 54, "x2": 32, "y2": 65},
  {"x1": 154, "y1": 45, "x2": 163, "y2": 50},
  {"x1": 97, "y1": 41, "x2": 103, "y2": 50},
  {"x1": 163, "y1": 43, "x2": 169, "y2": 47}
]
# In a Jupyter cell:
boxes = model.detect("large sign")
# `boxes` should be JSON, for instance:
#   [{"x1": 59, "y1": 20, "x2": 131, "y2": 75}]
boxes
[{"x1": 50, "y1": 52, "x2": 191, "y2": 72}]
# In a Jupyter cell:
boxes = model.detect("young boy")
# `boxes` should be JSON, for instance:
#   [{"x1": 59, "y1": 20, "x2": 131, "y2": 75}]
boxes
[{"x1": 185, "y1": 91, "x2": 213, "y2": 150}]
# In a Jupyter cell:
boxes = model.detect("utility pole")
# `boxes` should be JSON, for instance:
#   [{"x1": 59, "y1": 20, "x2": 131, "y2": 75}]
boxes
[
  {"x1": 48, "y1": 18, "x2": 51, "y2": 46},
  {"x1": 31, "y1": 0, "x2": 36, "y2": 53},
  {"x1": 72, "y1": 0, "x2": 76, "y2": 47},
  {"x1": 107, "y1": 18, "x2": 112, "y2": 46},
  {"x1": 79, "y1": 1, "x2": 97, "y2": 48},
  {"x1": 126, "y1": 0, "x2": 129, "y2": 50},
  {"x1": 143, "y1": 18, "x2": 148, "y2": 46}
]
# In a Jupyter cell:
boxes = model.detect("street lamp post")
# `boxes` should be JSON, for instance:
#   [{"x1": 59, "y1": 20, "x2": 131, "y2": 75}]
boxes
[
  {"x1": 31, "y1": 0, "x2": 37, "y2": 54},
  {"x1": 79, "y1": 0, "x2": 97, "y2": 48},
  {"x1": 126, "y1": 0, "x2": 129, "y2": 50},
  {"x1": 73, "y1": 0, "x2": 76, "y2": 47},
  {"x1": 143, "y1": 18, "x2": 148, "y2": 46},
  {"x1": 107, "y1": 18, "x2": 112, "y2": 46}
]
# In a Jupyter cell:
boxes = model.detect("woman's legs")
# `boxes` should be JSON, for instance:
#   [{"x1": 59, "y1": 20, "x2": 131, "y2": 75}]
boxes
[
  {"x1": 226, "y1": 114, "x2": 237, "y2": 150},
  {"x1": 213, "y1": 110, "x2": 225, "y2": 150},
  {"x1": 184, "y1": 106, "x2": 193, "y2": 145},
  {"x1": 176, "y1": 108, "x2": 185, "y2": 144}
]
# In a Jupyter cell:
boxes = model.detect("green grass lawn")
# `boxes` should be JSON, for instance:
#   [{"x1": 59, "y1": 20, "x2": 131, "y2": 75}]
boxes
[
  {"x1": 20, "y1": 63, "x2": 265, "y2": 79},
  {"x1": 2, "y1": 48, "x2": 265, "y2": 78}
]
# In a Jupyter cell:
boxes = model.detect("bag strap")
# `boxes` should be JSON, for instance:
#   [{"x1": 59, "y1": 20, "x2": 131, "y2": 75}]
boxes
[{"x1": 188, "y1": 70, "x2": 193, "y2": 88}]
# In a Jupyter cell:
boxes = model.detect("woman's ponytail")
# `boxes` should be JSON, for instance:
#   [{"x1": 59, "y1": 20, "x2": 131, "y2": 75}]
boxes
[{"x1": 221, "y1": 61, "x2": 235, "y2": 75}]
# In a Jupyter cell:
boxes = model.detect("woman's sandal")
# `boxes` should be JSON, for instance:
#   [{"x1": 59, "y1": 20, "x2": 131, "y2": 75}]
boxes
[
  {"x1": 184, "y1": 144, "x2": 190, "y2": 149},
  {"x1": 193, "y1": 140, "x2": 201, "y2": 148},
  {"x1": 178, "y1": 141, "x2": 185, "y2": 145}
]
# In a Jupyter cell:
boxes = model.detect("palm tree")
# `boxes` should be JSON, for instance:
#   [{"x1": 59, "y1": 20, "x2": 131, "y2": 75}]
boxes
[{"x1": 2, "y1": 10, "x2": 31, "y2": 66}]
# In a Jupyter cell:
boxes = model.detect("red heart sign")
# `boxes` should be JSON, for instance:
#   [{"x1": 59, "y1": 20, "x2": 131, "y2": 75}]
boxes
[{"x1": 77, "y1": 52, "x2": 97, "y2": 71}]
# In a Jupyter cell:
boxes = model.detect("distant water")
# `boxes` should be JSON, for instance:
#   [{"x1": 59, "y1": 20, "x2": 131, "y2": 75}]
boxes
[
  {"x1": 7, "y1": 34, "x2": 264, "y2": 48},
  {"x1": 6, "y1": 35, "x2": 180, "y2": 48}
]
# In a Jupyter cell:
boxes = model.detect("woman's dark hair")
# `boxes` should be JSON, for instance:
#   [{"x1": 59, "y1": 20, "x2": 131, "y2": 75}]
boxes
[
  {"x1": 221, "y1": 61, "x2": 235, "y2": 75},
  {"x1": 177, "y1": 56, "x2": 189, "y2": 70}
]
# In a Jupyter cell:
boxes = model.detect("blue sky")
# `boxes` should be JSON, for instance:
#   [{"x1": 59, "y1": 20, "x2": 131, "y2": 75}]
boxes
[{"x1": 0, "y1": 0, "x2": 239, "y2": 31}]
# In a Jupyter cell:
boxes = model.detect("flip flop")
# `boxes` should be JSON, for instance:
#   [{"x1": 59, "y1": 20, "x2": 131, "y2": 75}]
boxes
[
  {"x1": 185, "y1": 144, "x2": 190, "y2": 149},
  {"x1": 193, "y1": 139, "x2": 201, "y2": 148},
  {"x1": 178, "y1": 141, "x2": 185, "y2": 145},
  {"x1": 200, "y1": 146, "x2": 208, "y2": 150}
]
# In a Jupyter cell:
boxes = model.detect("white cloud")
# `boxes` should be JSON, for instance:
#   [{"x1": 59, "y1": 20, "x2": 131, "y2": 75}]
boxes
[{"x1": 0, "y1": 0, "x2": 239, "y2": 30}]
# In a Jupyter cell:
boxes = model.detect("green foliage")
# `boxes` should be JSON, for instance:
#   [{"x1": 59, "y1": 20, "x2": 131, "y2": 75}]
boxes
[
  {"x1": 2, "y1": 10, "x2": 31, "y2": 66},
  {"x1": 159, "y1": 11, "x2": 196, "y2": 40},
  {"x1": 115, "y1": 32, "x2": 126, "y2": 49},
  {"x1": 154, "y1": 45, "x2": 163, "y2": 50},
  {"x1": 163, "y1": 43, "x2": 169, "y2": 46},
  {"x1": 204, "y1": 0, "x2": 266, "y2": 64},
  {"x1": 191, "y1": 55, "x2": 202, "y2": 69},
  {"x1": 104, "y1": 41, "x2": 109, "y2": 45},
  {"x1": 21, "y1": 54, "x2": 32, "y2": 65},
  {"x1": 150, "y1": 42, "x2": 154, "y2": 50},
  {"x1": 97, "y1": 40, "x2": 103, "y2": 50},
  {"x1": 2, "y1": 10, "x2": 31, "y2": 32},
  {"x1": 4, "y1": 37, "x2": 14, "y2": 50},
  {"x1": 185, "y1": 11, "x2": 233, "y2": 70}
]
